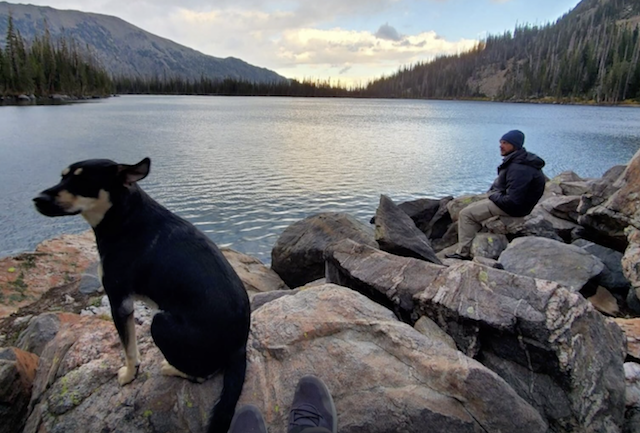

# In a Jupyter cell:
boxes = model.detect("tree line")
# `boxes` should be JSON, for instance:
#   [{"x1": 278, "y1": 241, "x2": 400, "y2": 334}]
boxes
[
  {"x1": 0, "y1": 15, "x2": 111, "y2": 98},
  {"x1": 113, "y1": 75, "x2": 366, "y2": 98}
]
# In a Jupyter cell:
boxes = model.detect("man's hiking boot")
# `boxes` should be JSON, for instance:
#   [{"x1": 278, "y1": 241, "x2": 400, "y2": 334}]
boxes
[
  {"x1": 445, "y1": 252, "x2": 472, "y2": 260},
  {"x1": 288, "y1": 375, "x2": 337, "y2": 433},
  {"x1": 228, "y1": 404, "x2": 268, "y2": 433}
]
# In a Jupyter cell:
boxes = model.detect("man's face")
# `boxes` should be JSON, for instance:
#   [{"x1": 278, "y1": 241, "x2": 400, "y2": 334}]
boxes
[{"x1": 500, "y1": 140, "x2": 515, "y2": 156}]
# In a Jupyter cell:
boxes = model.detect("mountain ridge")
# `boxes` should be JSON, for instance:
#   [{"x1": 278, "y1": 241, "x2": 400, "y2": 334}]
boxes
[{"x1": 0, "y1": 2, "x2": 286, "y2": 83}]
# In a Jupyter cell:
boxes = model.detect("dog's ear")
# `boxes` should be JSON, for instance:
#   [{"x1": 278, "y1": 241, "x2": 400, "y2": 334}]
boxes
[{"x1": 118, "y1": 158, "x2": 151, "y2": 186}]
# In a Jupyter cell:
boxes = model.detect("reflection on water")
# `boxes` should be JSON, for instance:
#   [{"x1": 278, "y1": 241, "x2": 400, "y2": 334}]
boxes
[{"x1": 1, "y1": 96, "x2": 639, "y2": 264}]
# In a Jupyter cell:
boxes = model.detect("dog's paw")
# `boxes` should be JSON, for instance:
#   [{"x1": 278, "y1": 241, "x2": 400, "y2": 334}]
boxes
[
  {"x1": 117, "y1": 365, "x2": 138, "y2": 385},
  {"x1": 160, "y1": 360, "x2": 190, "y2": 379}
]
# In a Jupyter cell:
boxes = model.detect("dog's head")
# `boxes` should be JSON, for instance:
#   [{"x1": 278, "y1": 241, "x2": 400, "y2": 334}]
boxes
[{"x1": 33, "y1": 157, "x2": 151, "y2": 227}]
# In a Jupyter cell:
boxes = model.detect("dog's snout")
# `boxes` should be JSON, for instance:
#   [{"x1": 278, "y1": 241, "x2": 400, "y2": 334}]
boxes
[
  {"x1": 33, "y1": 193, "x2": 52, "y2": 206},
  {"x1": 33, "y1": 192, "x2": 63, "y2": 216}
]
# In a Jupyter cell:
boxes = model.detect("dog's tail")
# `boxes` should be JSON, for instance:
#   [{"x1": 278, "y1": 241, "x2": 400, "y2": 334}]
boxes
[{"x1": 207, "y1": 344, "x2": 247, "y2": 433}]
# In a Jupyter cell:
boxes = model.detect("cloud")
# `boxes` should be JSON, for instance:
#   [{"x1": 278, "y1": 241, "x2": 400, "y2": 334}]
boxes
[
  {"x1": 169, "y1": 7, "x2": 477, "y2": 82},
  {"x1": 375, "y1": 23, "x2": 402, "y2": 41},
  {"x1": 26, "y1": 0, "x2": 480, "y2": 85}
]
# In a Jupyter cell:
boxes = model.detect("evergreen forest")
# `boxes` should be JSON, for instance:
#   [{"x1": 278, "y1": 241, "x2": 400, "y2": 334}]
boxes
[
  {"x1": 0, "y1": 16, "x2": 111, "y2": 98},
  {"x1": 364, "y1": 0, "x2": 640, "y2": 103}
]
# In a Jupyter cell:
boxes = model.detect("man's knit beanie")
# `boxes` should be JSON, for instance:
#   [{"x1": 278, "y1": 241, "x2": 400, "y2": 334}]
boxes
[{"x1": 501, "y1": 130, "x2": 525, "y2": 149}]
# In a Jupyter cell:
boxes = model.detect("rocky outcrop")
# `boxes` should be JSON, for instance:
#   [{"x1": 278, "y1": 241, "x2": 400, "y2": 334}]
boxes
[
  {"x1": 414, "y1": 261, "x2": 626, "y2": 433},
  {"x1": 20, "y1": 285, "x2": 547, "y2": 433},
  {"x1": 324, "y1": 236, "x2": 626, "y2": 432},
  {"x1": 271, "y1": 212, "x2": 377, "y2": 288},
  {"x1": 373, "y1": 195, "x2": 442, "y2": 265},
  {"x1": 5, "y1": 146, "x2": 640, "y2": 433}
]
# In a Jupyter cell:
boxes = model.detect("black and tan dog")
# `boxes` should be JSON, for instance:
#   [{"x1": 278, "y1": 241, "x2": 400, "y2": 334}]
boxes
[{"x1": 33, "y1": 157, "x2": 251, "y2": 433}]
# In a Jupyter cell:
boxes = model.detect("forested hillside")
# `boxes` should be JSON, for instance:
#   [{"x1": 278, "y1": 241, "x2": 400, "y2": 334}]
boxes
[
  {"x1": 0, "y1": 16, "x2": 111, "y2": 97},
  {"x1": 0, "y1": 2, "x2": 285, "y2": 84},
  {"x1": 363, "y1": 0, "x2": 640, "y2": 103}
]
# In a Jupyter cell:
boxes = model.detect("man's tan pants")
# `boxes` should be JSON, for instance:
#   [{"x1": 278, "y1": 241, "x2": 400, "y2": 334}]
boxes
[{"x1": 455, "y1": 199, "x2": 509, "y2": 256}]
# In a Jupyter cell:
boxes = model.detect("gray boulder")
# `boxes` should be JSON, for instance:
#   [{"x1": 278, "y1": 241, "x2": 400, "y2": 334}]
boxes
[
  {"x1": 470, "y1": 233, "x2": 509, "y2": 260},
  {"x1": 432, "y1": 221, "x2": 459, "y2": 252},
  {"x1": 250, "y1": 289, "x2": 300, "y2": 311},
  {"x1": 558, "y1": 180, "x2": 591, "y2": 196},
  {"x1": 414, "y1": 261, "x2": 626, "y2": 433},
  {"x1": 573, "y1": 239, "x2": 630, "y2": 295},
  {"x1": 578, "y1": 148, "x2": 640, "y2": 245},
  {"x1": 374, "y1": 196, "x2": 453, "y2": 240},
  {"x1": 499, "y1": 236, "x2": 604, "y2": 292},
  {"x1": 22, "y1": 285, "x2": 547, "y2": 433},
  {"x1": 222, "y1": 247, "x2": 289, "y2": 296},
  {"x1": 271, "y1": 212, "x2": 377, "y2": 288},
  {"x1": 325, "y1": 239, "x2": 444, "y2": 322},
  {"x1": 373, "y1": 195, "x2": 442, "y2": 265},
  {"x1": 541, "y1": 195, "x2": 581, "y2": 223},
  {"x1": 583, "y1": 165, "x2": 626, "y2": 209},
  {"x1": 481, "y1": 213, "x2": 564, "y2": 242},
  {"x1": 544, "y1": 171, "x2": 584, "y2": 196},
  {"x1": 528, "y1": 207, "x2": 581, "y2": 241},
  {"x1": 413, "y1": 316, "x2": 457, "y2": 350},
  {"x1": 15, "y1": 312, "x2": 66, "y2": 356}
]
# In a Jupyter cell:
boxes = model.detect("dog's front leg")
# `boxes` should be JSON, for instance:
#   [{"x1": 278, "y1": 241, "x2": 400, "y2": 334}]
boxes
[{"x1": 110, "y1": 296, "x2": 140, "y2": 385}]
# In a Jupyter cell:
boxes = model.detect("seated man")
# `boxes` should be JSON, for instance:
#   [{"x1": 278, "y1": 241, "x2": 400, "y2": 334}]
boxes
[{"x1": 446, "y1": 130, "x2": 546, "y2": 260}]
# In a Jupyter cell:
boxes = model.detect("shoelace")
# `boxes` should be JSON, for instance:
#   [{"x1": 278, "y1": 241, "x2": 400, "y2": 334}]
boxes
[{"x1": 289, "y1": 403, "x2": 322, "y2": 427}]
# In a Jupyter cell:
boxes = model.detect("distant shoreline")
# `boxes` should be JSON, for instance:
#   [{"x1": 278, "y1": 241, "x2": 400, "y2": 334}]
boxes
[
  {"x1": 2, "y1": 92, "x2": 637, "y2": 108},
  {"x1": 0, "y1": 94, "x2": 113, "y2": 106}
]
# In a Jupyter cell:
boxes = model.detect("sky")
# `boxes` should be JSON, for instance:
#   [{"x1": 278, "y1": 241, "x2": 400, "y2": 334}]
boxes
[{"x1": 23, "y1": 0, "x2": 581, "y2": 86}]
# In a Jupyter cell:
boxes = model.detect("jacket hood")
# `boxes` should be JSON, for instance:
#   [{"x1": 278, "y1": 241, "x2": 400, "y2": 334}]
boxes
[{"x1": 502, "y1": 148, "x2": 545, "y2": 170}]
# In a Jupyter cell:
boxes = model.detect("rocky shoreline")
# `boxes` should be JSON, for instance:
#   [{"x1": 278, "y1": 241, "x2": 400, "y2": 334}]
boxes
[
  {"x1": 2, "y1": 147, "x2": 640, "y2": 433},
  {"x1": 0, "y1": 94, "x2": 114, "y2": 106}
]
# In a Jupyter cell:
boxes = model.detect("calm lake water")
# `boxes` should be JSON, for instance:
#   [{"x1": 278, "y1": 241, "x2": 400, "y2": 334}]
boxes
[{"x1": 1, "y1": 95, "x2": 639, "y2": 264}]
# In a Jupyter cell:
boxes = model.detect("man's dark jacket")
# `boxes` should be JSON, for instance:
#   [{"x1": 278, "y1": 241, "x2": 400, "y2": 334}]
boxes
[{"x1": 488, "y1": 148, "x2": 546, "y2": 217}]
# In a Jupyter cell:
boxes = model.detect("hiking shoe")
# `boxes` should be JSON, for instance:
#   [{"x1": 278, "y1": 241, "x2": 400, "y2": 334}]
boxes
[
  {"x1": 228, "y1": 404, "x2": 267, "y2": 433},
  {"x1": 444, "y1": 253, "x2": 472, "y2": 261},
  {"x1": 288, "y1": 375, "x2": 337, "y2": 433}
]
